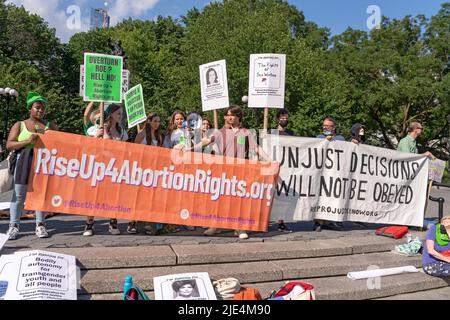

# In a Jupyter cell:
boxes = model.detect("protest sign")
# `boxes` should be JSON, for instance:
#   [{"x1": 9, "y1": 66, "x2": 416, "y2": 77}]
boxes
[
  {"x1": 25, "y1": 131, "x2": 279, "y2": 232},
  {"x1": 199, "y1": 60, "x2": 230, "y2": 112},
  {"x1": 124, "y1": 84, "x2": 146, "y2": 128},
  {"x1": 154, "y1": 272, "x2": 217, "y2": 300},
  {"x1": 0, "y1": 255, "x2": 15, "y2": 300},
  {"x1": 80, "y1": 65, "x2": 130, "y2": 97},
  {"x1": 83, "y1": 53, "x2": 123, "y2": 103},
  {"x1": 0, "y1": 233, "x2": 7, "y2": 252},
  {"x1": 263, "y1": 135, "x2": 428, "y2": 227},
  {"x1": 428, "y1": 159, "x2": 446, "y2": 183},
  {"x1": 3, "y1": 250, "x2": 77, "y2": 300},
  {"x1": 248, "y1": 54, "x2": 286, "y2": 109}
]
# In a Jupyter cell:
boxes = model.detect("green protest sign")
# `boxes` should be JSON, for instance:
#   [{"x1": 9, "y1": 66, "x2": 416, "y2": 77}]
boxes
[
  {"x1": 83, "y1": 53, "x2": 123, "y2": 103},
  {"x1": 124, "y1": 84, "x2": 146, "y2": 128}
]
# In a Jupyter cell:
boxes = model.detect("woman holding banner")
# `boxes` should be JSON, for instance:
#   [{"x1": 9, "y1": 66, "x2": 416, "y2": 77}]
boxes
[
  {"x1": 83, "y1": 103, "x2": 135, "y2": 236},
  {"x1": 6, "y1": 92, "x2": 58, "y2": 240},
  {"x1": 134, "y1": 112, "x2": 166, "y2": 235},
  {"x1": 161, "y1": 110, "x2": 188, "y2": 233},
  {"x1": 163, "y1": 110, "x2": 186, "y2": 148}
]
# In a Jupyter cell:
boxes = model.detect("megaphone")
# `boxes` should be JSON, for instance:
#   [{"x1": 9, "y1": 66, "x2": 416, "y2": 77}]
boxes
[{"x1": 185, "y1": 112, "x2": 203, "y2": 130}]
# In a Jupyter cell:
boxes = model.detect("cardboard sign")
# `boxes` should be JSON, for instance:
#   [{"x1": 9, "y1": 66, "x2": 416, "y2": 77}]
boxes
[
  {"x1": 263, "y1": 135, "x2": 429, "y2": 227},
  {"x1": 248, "y1": 54, "x2": 286, "y2": 108},
  {"x1": 83, "y1": 53, "x2": 123, "y2": 103},
  {"x1": 2, "y1": 250, "x2": 77, "y2": 300},
  {"x1": 199, "y1": 60, "x2": 230, "y2": 111},
  {"x1": 25, "y1": 131, "x2": 279, "y2": 232},
  {"x1": 428, "y1": 159, "x2": 446, "y2": 183},
  {"x1": 154, "y1": 272, "x2": 217, "y2": 300},
  {"x1": 80, "y1": 65, "x2": 130, "y2": 97},
  {"x1": 124, "y1": 84, "x2": 146, "y2": 128}
]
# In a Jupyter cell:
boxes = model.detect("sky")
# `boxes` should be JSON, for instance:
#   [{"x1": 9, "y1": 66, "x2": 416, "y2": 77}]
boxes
[{"x1": 6, "y1": 0, "x2": 447, "y2": 43}]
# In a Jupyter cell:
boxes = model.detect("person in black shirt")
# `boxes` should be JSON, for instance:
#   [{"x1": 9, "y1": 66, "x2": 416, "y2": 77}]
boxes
[{"x1": 271, "y1": 109, "x2": 294, "y2": 231}]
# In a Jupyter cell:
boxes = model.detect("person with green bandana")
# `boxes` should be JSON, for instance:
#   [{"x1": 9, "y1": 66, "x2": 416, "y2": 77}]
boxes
[
  {"x1": 5, "y1": 92, "x2": 58, "y2": 240},
  {"x1": 422, "y1": 215, "x2": 450, "y2": 278}
]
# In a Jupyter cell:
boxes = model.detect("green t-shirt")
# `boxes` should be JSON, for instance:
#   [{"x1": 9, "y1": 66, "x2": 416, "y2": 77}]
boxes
[{"x1": 397, "y1": 135, "x2": 417, "y2": 154}]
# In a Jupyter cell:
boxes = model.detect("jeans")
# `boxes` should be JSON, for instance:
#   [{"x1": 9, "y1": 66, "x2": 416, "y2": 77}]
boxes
[{"x1": 9, "y1": 151, "x2": 45, "y2": 225}]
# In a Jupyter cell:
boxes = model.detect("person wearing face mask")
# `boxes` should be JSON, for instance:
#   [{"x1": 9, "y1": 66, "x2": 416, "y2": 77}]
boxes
[
  {"x1": 271, "y1": 109, "x2": 294, "y2": 232},
  {"x1": 314, "y1": 117, "x2": 345, "y2": 232},
  {"x1": 350, "y1": 123, "x2": 366, "y2": 145},
  {"x1": 317, "y1": 117, "x2": 345, "y2": 142}
]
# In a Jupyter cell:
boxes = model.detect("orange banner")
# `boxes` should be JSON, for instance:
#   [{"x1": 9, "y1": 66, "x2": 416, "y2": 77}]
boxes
[{"x1": 25, "y1": 131, "x2": 279, "y2": 232}]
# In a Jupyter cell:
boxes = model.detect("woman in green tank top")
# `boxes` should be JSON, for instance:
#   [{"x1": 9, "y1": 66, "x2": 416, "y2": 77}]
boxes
[{"x1": 5, "y1": 92, "x2": 58, "y2": 240}]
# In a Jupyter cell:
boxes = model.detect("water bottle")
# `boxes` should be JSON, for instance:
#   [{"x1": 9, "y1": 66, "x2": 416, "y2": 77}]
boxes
[
  {"x1": 406, "y1": 233, "x2": 412, "y2": 243},
  {"x1": 123, "y1": 276, "x2": 133, "y2": 300}
]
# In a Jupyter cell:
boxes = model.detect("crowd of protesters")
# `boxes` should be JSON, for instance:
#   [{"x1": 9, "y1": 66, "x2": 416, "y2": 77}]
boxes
[{"x1": 4, "y1": 92, "x2": 437, "y2": 241}]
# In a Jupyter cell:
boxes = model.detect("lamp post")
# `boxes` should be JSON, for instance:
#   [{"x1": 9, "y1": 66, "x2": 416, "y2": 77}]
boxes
[{"x1": 1, "y1": 87, "x2": 19, "y2": 159}]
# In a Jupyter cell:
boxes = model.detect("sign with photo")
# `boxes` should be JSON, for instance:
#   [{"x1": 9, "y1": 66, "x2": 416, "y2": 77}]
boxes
[
  {"x1": 199, "y1": 60, "x2": 230, "y2": 111},
  {"x1": 153, "y1": 272, "x2": 217, "y2": 300}
]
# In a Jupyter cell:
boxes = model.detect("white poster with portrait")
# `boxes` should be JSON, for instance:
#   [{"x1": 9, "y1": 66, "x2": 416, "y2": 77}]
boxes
[
  {"x1": 199, "y1": 60, "x2": 230, "y2": 111},
  {"x1": 248, "y1": 53, "x2": 286, "y2": 109},
  {"x1": 154, "y1": 272, "x2": 217, "y2": 300}
]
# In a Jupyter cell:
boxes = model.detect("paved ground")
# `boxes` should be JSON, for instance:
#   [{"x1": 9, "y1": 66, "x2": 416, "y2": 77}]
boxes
[{"x1": 0, "y1": 186, "x2": 447, "y2": 249}]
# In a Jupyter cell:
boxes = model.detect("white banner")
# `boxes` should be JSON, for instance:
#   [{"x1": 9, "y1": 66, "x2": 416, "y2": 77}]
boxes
[
  {"x1": 264, "y1": 135, "x2": 428, "y2": 227},
  {"x1": 199, "y1": 60, "x2": 230, "y2": 111},
  {"x1": 248, "y1": 53, "x2": 286, "y2": 109},
  {"x1": 79, "y1": 65, "x2": 130, "y2": 97}
]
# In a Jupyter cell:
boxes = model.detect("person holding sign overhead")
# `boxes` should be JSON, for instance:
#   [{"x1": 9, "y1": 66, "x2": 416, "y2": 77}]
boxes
[
  {"x1": 6, "y1": 92, "x2": 58, "y2": 240},
  {"x1": 201, "y1": 105, "x2": 272, "y2": 240},
  {"x1": 83, "y1": 101, "x2": 102, "y2": 137},
  {"x1": 83, "y1": 103, "x2": 134, "y2": 236}
]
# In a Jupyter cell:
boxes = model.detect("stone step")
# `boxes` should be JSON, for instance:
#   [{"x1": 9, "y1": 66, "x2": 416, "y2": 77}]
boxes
[
  {"x1": 81, "y1": 269, "x2": 447, "y2": 301},
  {"x1": 78, "y1": 251, "x2": 422, "y2": 294},
  {"x1": 250, "y1": 272, "x2": 449, "y2": 300},
  {"x1": 46, "y1": 234, "x2": 413, "y2": 270},
  {"x1": 376, "y1": 286, "x2": 450, "y2": 300}
]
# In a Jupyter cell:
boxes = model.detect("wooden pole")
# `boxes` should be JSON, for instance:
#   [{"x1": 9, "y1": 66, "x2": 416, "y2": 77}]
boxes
[
  {"x1": 263, "y1": 107, "x2": 269, "y2": 131},
  {"x1": 99, "y1": 102, "x2": 105, "y2": 129},
  {"x1": 213, "y1": 110, "x2": 218, "y2": 129},
  {"x1": 423, "y1": 179, "x2": 434, "y2": 218}
]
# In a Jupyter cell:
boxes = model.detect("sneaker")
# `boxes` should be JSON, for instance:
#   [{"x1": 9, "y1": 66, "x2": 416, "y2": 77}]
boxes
[
  {"x1": 323, "y1": 222, "x2": 342, "y2": 231},
  {"x1": 277, "y1": 222, "x2": 290, "y2": 232},
  {"x1": 83, "y1": 222, "x2": 94, "y2": 236},
  {"x1": 127, "y1": 221, "x2": 138, "y2": 234},
  {"x1": 313, "y1": 222, "x2": 322, "y2": 232},
  {"x1": 109, "y1": 220, "x2": 121, "y2": 235},
  {"x1": 6, "y1": 224, "x2": 19, "y2": 240},
  {"x1": 35, "y1": 223, "x2": 49, "y2": 238},
  {"x1": 353, "y1": 221, "x2": 367, "y2": 228},
  {"x1": 203, "y1": 228, "x2": 221, "y2": 236},
  {"x1": 234, "y1": 230, "x2": 249, "y2": 240}
]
